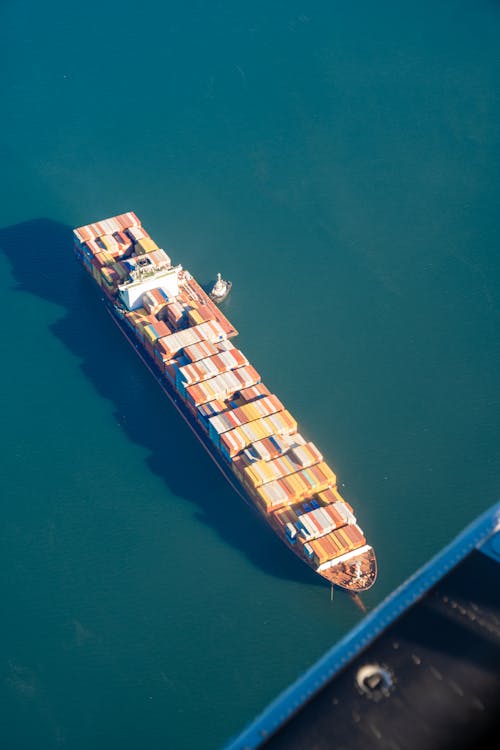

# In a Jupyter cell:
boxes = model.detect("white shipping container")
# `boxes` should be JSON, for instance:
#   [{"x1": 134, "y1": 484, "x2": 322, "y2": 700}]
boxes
[
  {"x1": 334, "y1": 501, "x2": 353, "y2": 525},
  {"x1": 100, "y1": 219, "x2": 118, "y2": 235},
  {"x1": 127, "y1": 226, "x2": 148, "y2": 242},
  {"x1": 256, "y1": 444, "x2": 271, "y2": 461},
  {"x1": 315, "y1": 507, "x2": 333, "y2": 530},
  {"x1": 193, "y1": 320, "x2": 226, "y2": 344},
  {"x1": 298, "y1": 516, "x2": 316, "y2": 538},
  {"x1": 263, "y1": 482, "x2": 287, "y2": 505}
]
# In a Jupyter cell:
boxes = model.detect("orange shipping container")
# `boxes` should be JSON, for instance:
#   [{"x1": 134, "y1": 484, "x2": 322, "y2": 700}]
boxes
[{"x1": 238, "y1": 383, "x2": 271, "y2": 403}]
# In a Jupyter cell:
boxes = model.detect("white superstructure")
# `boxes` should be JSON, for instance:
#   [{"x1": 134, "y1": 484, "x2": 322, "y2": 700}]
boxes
[{"x1": 118, "y1": 251, "x2": 181, "y2": 310}]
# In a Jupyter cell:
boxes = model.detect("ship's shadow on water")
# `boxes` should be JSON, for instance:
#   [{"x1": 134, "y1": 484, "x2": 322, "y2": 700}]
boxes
[{"x1": 0, "y1": 218, "x2": 321, "y2": 588}]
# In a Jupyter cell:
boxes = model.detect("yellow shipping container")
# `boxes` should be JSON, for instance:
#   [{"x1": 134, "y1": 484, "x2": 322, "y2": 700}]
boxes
[
  {"x1": 282, "y1": 456, "x2": 296, "y2": 475},
  {"x1": 101, "y1": 266, "x2": 118, "y2": 289},
  {"x1": 258, "y1": 422, "x2": 273, "y2": 441},
  {"x1": 244, "y1": 404, "x2": 259, "y2": 422},
  {"x1": 243, "y1": 462, "x2": 258, "y2": 480},
  {"x1": 238, "y1": 403, "x2": 250, "y2": 421},
  {"x1": 111, "y1": 262, "x2": 129, "y2": 282},
  {"x1": 243, "y1": 466, "x2": 261, "y2": 488},
  {"x1": 243, "y1": 401, "x2": 256, "y2": 417},
  {"x1": 135, "y1": 237, "x2": 159, "y2": 255},
  {"x1": 127, "y1": 310, "x2": 149, "y2": 330},
  {"x1": 92, "y1": 265, "x2": 102, "y2": 285},
  {"x1": 331, "y1": 487, "x2": 345, "y2": 503},
  {"x1": 100, "y1": 268, "x2": 116, "y2": 288},
  {"x1": 92, "y1": 251, "x2": 115, "y2": 268},
  {"x1": 144, "y1": 327, "x2": 157, "y2": 344},
  {"x1": 188, "y1": 308, "x2": 204, "y2": 327},
  {"x1": 298, "y1": 474, "x2": 313, "y2": 496},
  {"x1": 285, "y1": 474, "x2": 304, "y2": 502},
  {"x1": 99, "y1": 235, "x2": 117, "y2": 253},
  {"x1": 322, "y1": 463, "x2": 337, "y2": 485},
  {"x1": 285, "y1": 473, "x2": 304, "y2": 497},
  {"x1": 255, "y1": 492, "x2": 272, "y2": 512},
  {"x1": 258, "y1": 461, "x2": 277, "y2": 484},
  {"x1": 312, "y1": 540, "x2": 331, "y2": 566},
  {"x1": 130, "y1": 306, "x2": 148, "y2": 321}
]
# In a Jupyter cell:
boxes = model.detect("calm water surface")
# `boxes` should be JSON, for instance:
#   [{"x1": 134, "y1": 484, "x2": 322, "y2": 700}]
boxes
[{"x1": 1, "y1": 1, "x2": 499, "y2": 748}]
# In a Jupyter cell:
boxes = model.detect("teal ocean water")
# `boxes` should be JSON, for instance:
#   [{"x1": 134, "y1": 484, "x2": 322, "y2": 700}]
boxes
[{"x1": 1, "y1": 1, "x2": 499, "y2": 747}]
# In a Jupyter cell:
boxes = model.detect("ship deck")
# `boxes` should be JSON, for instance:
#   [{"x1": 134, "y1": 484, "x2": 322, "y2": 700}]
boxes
[
  {"x1": 180, "y1": 273, "x2": 238, "y2": 338},
  {"x1": 319, "y1": 546, "x2": 377, "y2": 591}
]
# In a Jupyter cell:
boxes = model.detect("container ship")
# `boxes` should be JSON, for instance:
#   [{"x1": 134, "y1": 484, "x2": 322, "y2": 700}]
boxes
[{"x1": 73, "y1": 212, "x2": 377, "y2": 592}]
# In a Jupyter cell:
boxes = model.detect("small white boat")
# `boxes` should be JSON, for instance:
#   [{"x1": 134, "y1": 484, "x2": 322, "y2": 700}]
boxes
[{"x1": 209, "y1": 272, "x2": 232, "y2": 303}]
